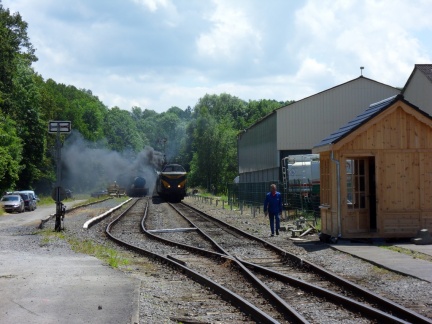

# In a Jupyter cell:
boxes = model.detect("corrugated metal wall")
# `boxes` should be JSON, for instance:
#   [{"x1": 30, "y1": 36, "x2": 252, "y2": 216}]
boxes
[
  {"x1": 239, "y1": 168, "x2": 279, "y2": 183},
  {"x1": 403, "y1": 70, "x2": 432, "y2": 115},
  {"x1": 238, "y1": 112, "x2": 278, "y2": 179},
  {"x1": 237, "y1": 77, "x2": 400, "y2": 184},
  {"x1": 276, "y1": 77, "x2": 401, "y2": 150}
]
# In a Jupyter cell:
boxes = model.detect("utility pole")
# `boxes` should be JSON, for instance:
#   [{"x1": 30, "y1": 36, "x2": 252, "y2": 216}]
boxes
[{"x1": 48, "y1": 121, "x2": 71, "y2": 231}]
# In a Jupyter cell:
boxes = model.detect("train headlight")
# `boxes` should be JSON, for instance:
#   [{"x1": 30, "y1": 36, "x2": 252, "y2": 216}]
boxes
[{"x1": 162, "y1": 180, "x2": 171, "y2": 188}]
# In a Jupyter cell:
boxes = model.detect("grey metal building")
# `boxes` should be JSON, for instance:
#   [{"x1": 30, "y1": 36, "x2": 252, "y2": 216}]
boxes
[
  {"x1": 237, "y1": 75, "x2": 401, "y2": 183},
  {"x1": 402, "y1": 64, "x2": 432, "y2": 114}
]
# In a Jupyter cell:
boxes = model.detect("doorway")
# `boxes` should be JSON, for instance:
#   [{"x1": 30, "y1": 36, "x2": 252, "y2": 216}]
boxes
[{"x1": 346, "y1": 156, "x2": 376, "y2": 233}]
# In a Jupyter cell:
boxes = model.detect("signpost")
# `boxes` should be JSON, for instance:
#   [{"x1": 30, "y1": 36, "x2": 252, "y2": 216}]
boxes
[
  {"x1": 49, "y1": 121, "x2": 71, "y2": 133},
  {"x1": 49, "y1": 121, "x2": 71, "y2": 231}
]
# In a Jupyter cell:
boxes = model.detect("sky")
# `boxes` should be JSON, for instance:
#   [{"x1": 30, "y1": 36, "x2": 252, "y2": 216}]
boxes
[{"x1": 3, "y1": 0, "x2": 432, "y2": 113}]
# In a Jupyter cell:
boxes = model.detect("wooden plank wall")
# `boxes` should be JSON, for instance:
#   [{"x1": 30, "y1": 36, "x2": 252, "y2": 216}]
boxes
[
  {"x1": 340, "y1": 106, "x2": 432, "y2": 151},
  {"x1": 325, "y1": 104, "x2": 432, "y2": 237},
  {"x1": 380, "y1": 152, "x2": 419, "y2": 211}
]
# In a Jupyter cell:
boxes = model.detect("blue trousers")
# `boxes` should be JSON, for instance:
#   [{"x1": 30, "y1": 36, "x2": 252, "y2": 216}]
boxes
[{"x1": 268, "y1": 213, "x2": 280, "y2": 235}]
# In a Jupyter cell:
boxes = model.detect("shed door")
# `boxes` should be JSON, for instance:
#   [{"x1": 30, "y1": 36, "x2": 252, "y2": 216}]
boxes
[{"x1": 346, "y1": 157, "x2": 376, "y2": 233}]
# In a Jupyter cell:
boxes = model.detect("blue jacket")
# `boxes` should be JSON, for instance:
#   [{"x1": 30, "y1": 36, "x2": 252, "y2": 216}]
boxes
[{"x1": 264, "y1": 191, "x2": 283, "y2": 215}]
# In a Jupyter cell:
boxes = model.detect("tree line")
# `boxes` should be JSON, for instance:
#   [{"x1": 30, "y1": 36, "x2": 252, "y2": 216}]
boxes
[{"x1": 0, "y1": 3, "x2": 293, "y2": 195}]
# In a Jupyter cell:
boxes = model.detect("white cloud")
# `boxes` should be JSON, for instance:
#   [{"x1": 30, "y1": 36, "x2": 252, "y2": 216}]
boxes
[
  {"x1": 132, "y1": 0, "x2": 181, "y2": 27},
  {"x1": 2, "y1": 0, "x2": 432, "y2": 113},
  {"x1": 293, "y1": 0, "x2": 432, "y2": 87},
  {"x1": 132, "y1": 0, "x2": 170, "y2": 12},
  {"x1": 196, "y1": 0, "x2": 262, "y2": 61}
]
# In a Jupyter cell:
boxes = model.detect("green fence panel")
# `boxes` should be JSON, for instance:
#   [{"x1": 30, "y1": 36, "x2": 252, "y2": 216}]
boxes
[{"x1": 227, "y1": 181, "x2": 320, "y2": 220}]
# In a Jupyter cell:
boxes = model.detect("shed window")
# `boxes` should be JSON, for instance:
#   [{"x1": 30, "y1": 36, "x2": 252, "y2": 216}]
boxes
[
  {"x1": 346, "y1": 159, "x2": 366, "y2": 209},
  {"x1": 320, "y1": 158, "x2": 331, "y2": 204}
]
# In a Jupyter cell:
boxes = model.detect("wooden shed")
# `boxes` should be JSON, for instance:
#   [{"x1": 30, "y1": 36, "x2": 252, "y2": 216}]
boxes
[{"x1": 312, "y1": 94, "x2": 432, "y2": 240}]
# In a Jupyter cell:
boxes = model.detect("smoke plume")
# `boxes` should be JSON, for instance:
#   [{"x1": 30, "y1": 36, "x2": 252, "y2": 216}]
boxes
[{"x1": 60, "y1": 131, "x2": 164, "y2": 194}]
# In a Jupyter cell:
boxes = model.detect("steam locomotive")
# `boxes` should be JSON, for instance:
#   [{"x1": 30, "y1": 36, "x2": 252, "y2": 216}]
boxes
[
  {"x1": 114, "y1": 174, "x2": 148, "y2": 197},
  {"x1": 127, "y1": 176, "x2": 148, "y2": 197},
  {"x1": 156, "y1": 164, "x2": 187, "y2": 202}
]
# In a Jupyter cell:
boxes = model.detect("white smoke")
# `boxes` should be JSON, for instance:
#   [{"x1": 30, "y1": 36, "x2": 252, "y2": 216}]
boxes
[{"x1": 60, "y1": 131, "x2": 164, "y2": 194}]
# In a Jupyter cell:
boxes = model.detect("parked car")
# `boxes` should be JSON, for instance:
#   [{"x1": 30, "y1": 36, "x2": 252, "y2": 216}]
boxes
[
  {"x1": 19, "y1": 190, "x2": 39, "y2": 204},
  {"x1": 1, "y1": 195, "x2": 25, "y2": 213},
  {"x1": 17, "y1": 192, "x2": 37, "y2": 211}
]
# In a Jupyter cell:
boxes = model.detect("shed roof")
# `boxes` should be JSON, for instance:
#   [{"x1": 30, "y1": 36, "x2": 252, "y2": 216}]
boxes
[
  {"x1": 402, "y1": 64, "x2": 432, "y2": 94},
  {"x1": 313, "y1": 94, "x2": 431, "y2": 151},
  {"x1": 241, "y1": 75, "x2": 397, "y2": 134}
]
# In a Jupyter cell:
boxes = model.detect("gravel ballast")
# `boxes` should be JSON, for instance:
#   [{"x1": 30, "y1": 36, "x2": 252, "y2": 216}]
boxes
[{"x1": 2, "y1": 196, "x2": 431, "y2": 323}]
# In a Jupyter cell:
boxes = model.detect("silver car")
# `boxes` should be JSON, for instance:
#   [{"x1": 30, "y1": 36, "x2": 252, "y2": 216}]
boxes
[
  {"x1": 1, "y1": 195, "x2": 25, "y2": 213},
  {"x1": 17, "y1": 193, "x2": 37, "y2": 211}
]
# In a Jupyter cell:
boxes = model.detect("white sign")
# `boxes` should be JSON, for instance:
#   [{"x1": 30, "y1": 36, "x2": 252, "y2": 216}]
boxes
[{"x1": 49, "y1": 121, "x2": 71, "y2": 133}]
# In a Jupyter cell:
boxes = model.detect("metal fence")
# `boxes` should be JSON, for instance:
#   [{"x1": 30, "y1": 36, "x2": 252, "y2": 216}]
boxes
[{"x1": 227, "y1": 182, "x2": 320, "y2": 221}]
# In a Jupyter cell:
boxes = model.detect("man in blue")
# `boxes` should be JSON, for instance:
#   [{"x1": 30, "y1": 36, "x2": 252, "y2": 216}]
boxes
[{"x1": 264, "y1": 184, "x2": 282, "y2": 237}]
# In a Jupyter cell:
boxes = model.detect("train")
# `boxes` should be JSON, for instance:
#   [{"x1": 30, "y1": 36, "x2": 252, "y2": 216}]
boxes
[
  {"x1": 156, "y1": 163, "x2": 187, "y2": 202},
  {"x1": 112, "y1": 174, "x2": 148, "y2": 197},
  {"x1": 127, "y1": 176, "x2": 148, "y2": 197},
  {"x1": 281, "y1": 154, "x2": 320, "y2": 195}
]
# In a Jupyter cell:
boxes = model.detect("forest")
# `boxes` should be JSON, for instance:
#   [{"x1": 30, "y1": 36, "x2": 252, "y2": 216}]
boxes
[{"x1": 0, "y1": 4, "x2": 293, "y2": 195}]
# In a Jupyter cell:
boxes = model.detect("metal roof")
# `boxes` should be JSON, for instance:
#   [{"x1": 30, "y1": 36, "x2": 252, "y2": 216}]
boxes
[
  {"x1": 314, "y1": 94, "x2": 406, "y2": 148},
  {"x1": 416, "y1": 64, "x2": 432, "y2": 83},
  {"x1": 276, "y1": 75, "x2": 398, "y2": 112},
  {"x1": 402, "y1": 64, "x2": 432, "y2": 94},
  {"x1": 240, "y1": 75, "x2": 398, "y2": 135}
]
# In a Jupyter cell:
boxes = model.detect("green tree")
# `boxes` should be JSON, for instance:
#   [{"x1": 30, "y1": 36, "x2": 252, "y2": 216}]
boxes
[
  {"x1": 41, "y1": 81, "x2": 108, "y2": 142},
  {"x1": 194, "y1": 93, "x2": 248, "y2": 129},
  {"x1": 188, "y1": 107, "x2": 217, "y2": 188},
  {"x1": 132, "y1": 107, "x2": 157, "y2": 149},
  {"x1": 0, "y1": 3, "x2": 36, "y2": 115},
  {"x1": 11, "y1": 57, "x2": 46, "y2": 188},
  {"x1": 245, "y1": 99, "x2": 290, "y2": 127},
  {"x1": 103, "y1": 107, "x2": 144, "y2": 152},
  {"x1": 156, "y1": 111, "x2": 188, "y2": 163},
  {"x1": 186, "y1": 94, "x2": 247, "y2": 191},
  {"x1": 0, "y1": 112, "x2": 22, "y2": 192},
  {"x1": 72, "y1": 99, "x2": 106, "y2": 142},
  {"x1": 132, "y1": 106, "x2": 190, "y2": 165},
  {"x1": 188, "y1": 107, "x2": 236, "y2": 192},
  {"x1": 177, "y1": 118, "x2": 195, "y2": 171}
]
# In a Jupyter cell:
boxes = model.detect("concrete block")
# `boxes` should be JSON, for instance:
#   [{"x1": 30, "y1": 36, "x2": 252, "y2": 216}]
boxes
[{"x1": 411, "y1": 229, "x2": 432, "y2": 245}]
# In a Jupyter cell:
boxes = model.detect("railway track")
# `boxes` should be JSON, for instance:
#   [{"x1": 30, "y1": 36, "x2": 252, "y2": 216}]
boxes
[
  {"x1": 104, "y1": 197, "x2": 432, "y2": 323},
  {"x1": 106, "y1": 198, "x2": 278, "y2": 323},
  {"x1": 170, "y1": 202, "x2": 432, "y2": 323}
]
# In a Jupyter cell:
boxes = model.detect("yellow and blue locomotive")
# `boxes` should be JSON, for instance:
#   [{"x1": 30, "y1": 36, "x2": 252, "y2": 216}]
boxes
[{"x1": 156, "y1": 164, "x2": 187, "y2": 202}]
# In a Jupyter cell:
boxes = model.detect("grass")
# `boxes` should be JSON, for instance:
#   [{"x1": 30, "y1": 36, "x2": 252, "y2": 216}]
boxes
[
  {"x1": 310, "y1": 217, "x2": 321, "y2": 231},
  {"x1": 372, "y1": 264, "x2": 389, "y2": 274},
  {"x1": 39, "y1": 228, "x2": 130, "y2": 268},
  {"x1": 68, "y1": 238, "x2": 130, "y2": 268},
  {"x1": 379, "y1": 245, "x2": 432, "y2": 262},
  {"x1": 37, "y1": 194, "x2": 128, "y2": 210},
  {"x1": 37, "y1": 195, "x2": 94, "y2": 206}
]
